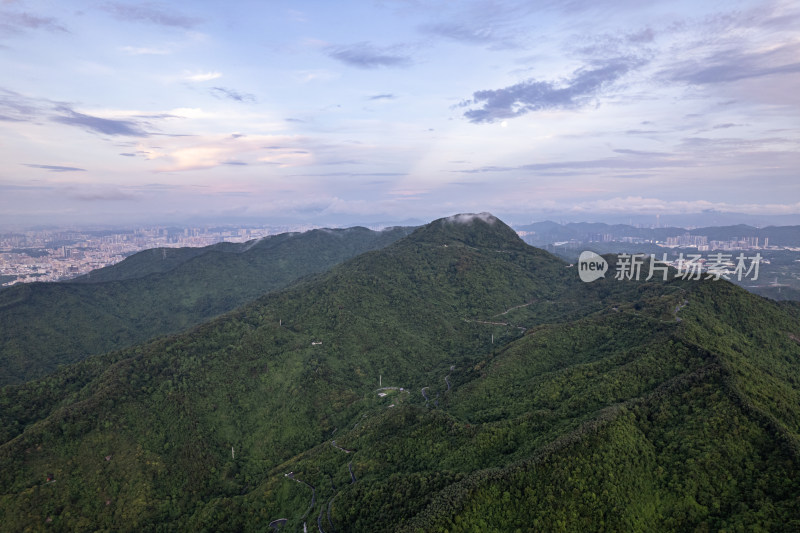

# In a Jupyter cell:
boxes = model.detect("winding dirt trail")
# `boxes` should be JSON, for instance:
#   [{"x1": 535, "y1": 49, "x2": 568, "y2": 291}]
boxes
[
  {"x1": 493, "y1": 300, "x2": 536, "y2": 317},
  {"x1": 331, "y1": 440, "x2": 352, "y2": 454}
]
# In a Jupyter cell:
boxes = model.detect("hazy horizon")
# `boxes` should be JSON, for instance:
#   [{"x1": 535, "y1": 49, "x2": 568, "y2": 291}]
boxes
[{"x1": 4, "y1": 210, "x2": 800, "y2": 234}]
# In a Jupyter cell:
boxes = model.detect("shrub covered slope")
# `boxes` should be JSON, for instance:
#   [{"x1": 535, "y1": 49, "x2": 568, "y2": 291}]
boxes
[
  {"x1": 0, "y1": 226, "x2": 413, "y2": 385},
  {"x1": 1, "y1": 214, "x2": 798, "y2": 532}
]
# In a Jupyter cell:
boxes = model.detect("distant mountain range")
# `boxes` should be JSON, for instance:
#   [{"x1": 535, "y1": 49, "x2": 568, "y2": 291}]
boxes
[
  {"x1": 502, "y1": 210, "x2": 800, "y2": 228},
  {"x1": 515, "y1": 221, "x2": 800, "y2": 247},
  {"x1": 1, "y1": 214, "x2": 799, "y2": 531}
]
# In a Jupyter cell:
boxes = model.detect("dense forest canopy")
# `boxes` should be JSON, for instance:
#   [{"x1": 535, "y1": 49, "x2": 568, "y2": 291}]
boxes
[{"x1": 1, "y1": 214, "x2": 799, "y2": 531}]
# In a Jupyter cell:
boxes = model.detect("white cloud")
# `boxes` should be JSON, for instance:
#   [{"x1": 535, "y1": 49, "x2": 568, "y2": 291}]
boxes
[
  {"x1": 148, "y1": 134, "x2": 316, "y2": 172},
  {"x1": 445, "y1": 212, "x2": 497, "y2": 224},
  {"x1": 183, "y1": 70, "x2": 222, "y2": 82},
  {"x1": 292, "y1": 69, "x2": 339, "y2": 83}
]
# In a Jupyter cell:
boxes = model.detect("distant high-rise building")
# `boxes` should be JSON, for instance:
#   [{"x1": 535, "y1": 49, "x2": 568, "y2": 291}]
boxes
[{"x1": 666, "y1": 234, "x2": 708, "y2": 248}]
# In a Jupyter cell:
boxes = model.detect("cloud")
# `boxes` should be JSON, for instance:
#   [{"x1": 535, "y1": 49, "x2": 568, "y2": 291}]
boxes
[
  {"x1": 102, "y1": 2, "x2": 200, "y2": 28},
  {"x1": 368, "y1": 93, "x2": 395, "y2": 100},
  {"x1": 287, "y1": 172, "x2": 406, "y2": 178},
  {"x1": 328, "y1": 43, "x2": 412, "y2": 69},
  {"x1": 184, "y1": 71, "x2": 222, "y2": 82},
  {"x1": 677, "y1": 136, "x2": 795, "y2": 153},
  {"x1": 119, "y1": 153, "x2": 136, "y2": 157},
  {"x1": 133, "y1": 112, "x2": 179, "y2": 119},
  {"x1": 445, "y1": 212, "x2": 497, "y2": 224},
  {"x1": 24, "y1": 164, "x2": 86, "y2": 172},
  {"x1": 0, "y1": 89, "x2": 151, "y2": 136},
  {"x1": 612, "y1": 148, "x2": 670, "y2": 157},
  {"x1": 0, "y1": 87, "x2": 41, "y2": 121},
  {"x1": 151, "y1": 134, "x2": 316, "y2": 172},
  {"x1": 415, "y1": 0, "x2": 541, "y2": 50},
  {"x1": 420, "y1": 23, "x2": 497, "y2": 44},
  {"x1": 663, "y1": 43, "x2": 800, "y2": 85},
  {"x1": 626, "y1": 28, "x2": 654, "y2": 43},
  {"x1": 210, "y1": 87, "x2": 256, "y2": 103},
  {"x1": 463, "y1": 57, "x2": 644, "y2": 123},
  {"x1": 0, "y1": 183, "x2": 57, "y2": 192},
  {"x1": 51, "y1": 106, "x2": 149, "y2": 136},
  {"x1": 569, "y1": 28, "x2": 657, "y2": 62},
  {"x1": 72, "y1": 189, "x2": 137, "y2": 201},
  {"x1": 456, "y1": 152, "x2": 688, "y2": 174},
  {"x1": 123, "y1": 183, "x2": 179, "y2": 192},
  {"x1": 319, "y1": 159, "x2": 362, "y2": 166},
  {"x1": 0, "y1": 10, "x2": 67, "y2": 34}
]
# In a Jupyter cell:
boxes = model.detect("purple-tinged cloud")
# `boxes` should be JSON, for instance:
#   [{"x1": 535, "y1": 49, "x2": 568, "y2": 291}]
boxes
[
  {"x1": 456, "y1": 152, "x2": 688, "y2": 174},
  {"x1": 0, "y1": 88, "x2": 43, "y2": 121},
  {"x1": 210, "y1": 87, "x2": 256, "y2": 103},
  {"x1": 663, "y1": 43, "x2": 800, "y2": 85},
  {"x1": 328, "y1": 43, "x2": 411, "y2": 69},
  {"x1": 133, "y1": 113, "x2": 179, "y2": 119},
  {"x1": 101, "y1": 2, "x2": 200, "y2": 28},
  {"x1": 368, "y1": 93, "x2": 395, "y2": 100},
  {"x1": 677, "y1": 136, "x2": 793, "y2": 152},
  {"x1": 51, "y1": 106, "x2": 148, "y2": 136},
  {"x1": 0, "y1": 10, "x2": 67, "y2": 34},
  {"x1": 626, "y1": 28, "x2": 654, "y2": 43},
  {"x1": 73, "y1": 190, "x2": 137, "y2": 201},
  {"x1": 463, "y1": 57, "x2": 644, "y2": 123},
  {"x1": 420, "y1": 23, "x2": 496, "y2": 44},
  {"x1": 613, "y1": 148, "x2": 670, "y2": 157},
  {"x1": 288, "y1": 172, "x2": 406, "y2": 178},
  {"x1": 24, "y1": 164, "x2": 86, "y2": 172}
]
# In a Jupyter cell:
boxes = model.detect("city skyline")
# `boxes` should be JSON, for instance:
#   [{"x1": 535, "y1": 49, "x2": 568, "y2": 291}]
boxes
[
  {"x1": 4, "y1": 219, "x2": 794, "y2": 287},
  {"x1": 1, "y1": 0, "x2": 799, "y2": 227}
]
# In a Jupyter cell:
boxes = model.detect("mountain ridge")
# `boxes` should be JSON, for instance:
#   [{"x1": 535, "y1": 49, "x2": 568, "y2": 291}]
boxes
[
  {"x1": 1, "y1": 213, "x2": 799, "y2": 531},
  {"x1": 0, "y1": 226, "x2": 414, "y2": 385}
]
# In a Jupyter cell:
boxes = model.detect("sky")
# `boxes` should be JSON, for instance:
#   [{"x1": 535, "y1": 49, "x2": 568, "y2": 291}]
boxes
[{"x1": 1, "y1": 0, "x2": 799, "y2": 228}]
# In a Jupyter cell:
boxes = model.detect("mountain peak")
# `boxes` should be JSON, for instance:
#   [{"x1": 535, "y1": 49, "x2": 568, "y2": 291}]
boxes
[
  {"x1": 443, "y1": 212, "x2": 499, "y2": 225},
  {"x1": 409, "y1": 212, "x2": 525, "y2": 249}
]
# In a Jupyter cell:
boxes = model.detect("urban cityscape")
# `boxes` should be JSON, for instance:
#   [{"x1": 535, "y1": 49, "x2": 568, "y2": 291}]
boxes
[
  {"x1": 2, "y1": 224, "x2": 793, "y2": 287},
  {"x1": 0, "y1": 225, "x2": 323, "y2": 286}
]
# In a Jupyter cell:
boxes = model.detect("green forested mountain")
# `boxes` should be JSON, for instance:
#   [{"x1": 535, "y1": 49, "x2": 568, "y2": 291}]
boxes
[
  {"x1": 1, "y1": 214, "x2": 799, "y2": 532},
  {"x1": 0, "y1": 226, "x2": 413, "y2": 386}
]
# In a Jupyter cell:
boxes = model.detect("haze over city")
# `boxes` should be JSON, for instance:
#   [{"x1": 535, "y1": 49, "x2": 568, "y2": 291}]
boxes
[{"x1": 1, "y1": 0, "x2": 798, "y2": 228}]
